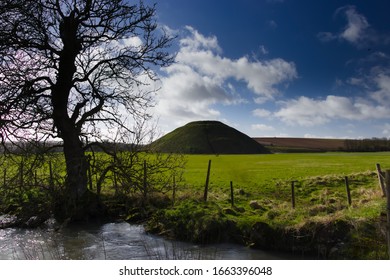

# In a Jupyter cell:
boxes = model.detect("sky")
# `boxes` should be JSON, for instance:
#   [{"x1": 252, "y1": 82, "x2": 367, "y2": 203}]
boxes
[{"x1": 143, "y1": 0, "x2": 390, "y2": 139}]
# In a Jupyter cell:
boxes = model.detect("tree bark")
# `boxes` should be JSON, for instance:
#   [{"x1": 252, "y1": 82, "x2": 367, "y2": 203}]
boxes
[
  {"x1": 51, "y1": 12, "x2": 89, "y2": 218},
  {"x1": 52, "y1": 91, "x2": 90, "y2": 218},
  {"x1": 63, "y1": 128, "x2": 88, "y2": 203}
]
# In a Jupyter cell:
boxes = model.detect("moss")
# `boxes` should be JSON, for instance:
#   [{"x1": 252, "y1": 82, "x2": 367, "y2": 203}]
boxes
[{"x1": 146, "y1": 200, "x2": 243, "y2": 243}]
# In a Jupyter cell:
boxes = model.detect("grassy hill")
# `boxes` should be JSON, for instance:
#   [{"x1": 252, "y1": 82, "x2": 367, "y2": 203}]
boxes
[{"x1": 151, "y1": 121, "x2": 270, "y2": 154}]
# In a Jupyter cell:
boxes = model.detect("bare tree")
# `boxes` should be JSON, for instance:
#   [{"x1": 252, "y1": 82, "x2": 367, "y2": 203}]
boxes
[{"x1": 0, "y1": 0, "x2": 173, "y2": 218}]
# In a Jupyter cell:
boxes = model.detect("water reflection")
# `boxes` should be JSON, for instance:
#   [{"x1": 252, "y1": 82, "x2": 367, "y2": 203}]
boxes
[{"x1": 0, "y1": 222, "x2": 293, "y2": 260}]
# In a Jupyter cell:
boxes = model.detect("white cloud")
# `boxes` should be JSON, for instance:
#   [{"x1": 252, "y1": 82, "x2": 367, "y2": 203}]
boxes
[
  {"x1": 154, "y1": 26, "x2": 297, "y2": 127},
  {"x1": 259, "y1": 45, "x2": 269, "y2": 55},
  {"x1": 347, "y1": 77, "x2": 364, "y2": 86},
  {"x1": 235, "y1": 57, "x2": 297, "y2": 98},
  {"x1": 253, "y1": 108, "x2": 271, "y2": 118},
  {"x1": 175, "y1": 39, "x2": 297, "y2": 98},
  {"x1": 120, "y1": 36, "x2": 143, "y2": 48},
  {"x1": 382, "y1": 123, "x2": 390, "y2": 136},
  {"x1": 155, "y1": 64, "x2": 229, "y2": 123},
  {"x1": 275, "y1": 96, "x2": 331, "y2": 126},
  {"x1": 251, "y1": 124, "x2": 275, "y2": 131},
  {"x1": 339, "y1": 6, "x2": 370, "y2": 44},
  {"x1": 180, "y1": 26, "x2": 222, "y2": 53},
  {"x1": 318, "y1": 6, "x2": 376, "y2": 48},
  {"x1": 370, "y1": 73, "x2": 390, "y2": 104},
  {"x1": 253, "y1": 96, "x2": 270, "y2": 104},
  {"x1": 275, "y1": 95, "x2": 388, "y2": 126}
]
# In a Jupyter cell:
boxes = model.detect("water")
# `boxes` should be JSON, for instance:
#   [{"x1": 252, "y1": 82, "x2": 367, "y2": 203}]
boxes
[{"x1": 0, "y1": 222, "x2": 294, "y2": 260}]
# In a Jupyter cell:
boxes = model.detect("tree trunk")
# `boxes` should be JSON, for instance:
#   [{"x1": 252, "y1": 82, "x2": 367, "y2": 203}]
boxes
[
  {"x1": 52, "y1": 110, "x2": 90, "y2": 219},
  {"x1": 63, "y1": 129, "x2": 88, "y2": 204},
  {"x1": 51, "y1": 12, "x2": 93, "y2": 220}
]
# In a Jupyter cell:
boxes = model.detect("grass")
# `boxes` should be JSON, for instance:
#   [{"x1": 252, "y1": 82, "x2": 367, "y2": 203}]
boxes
[
  {"x1": 181, "y1": 152, "x2": 390, "y2": 190},
  {"x1": 1, "y1": 151, "x2": 390, "y2": 258},
  {"x1": 179, "y1": 152, "x2": 390, "y2": 220},
  {"x1": 150, "y1": 121, "x2": 269, "y2": 154},
  {"x1": 150, "y1": 152, "x2": 390, "y2": 259}
]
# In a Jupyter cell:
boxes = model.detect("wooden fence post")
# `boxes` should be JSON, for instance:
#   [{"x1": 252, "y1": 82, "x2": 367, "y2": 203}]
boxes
[
  {"x1": 49, "y1": 161, "x2": 54, "y2": 188},
  {"x1": 230, "y1": 181, "x2": 234, "y2": 207},
  {"x1": 172, "y1": 175, "x2": 176, "y2": 206},
  {"x1": 19, "y1": 160, "x2": 24, "y2": 188},
  {"x1": 376, "y1": 163, "x2": 386, "y2": 196},
  {"x1": 34, "y1": 170, "x2": 38, "y2": 187},
  {"x1": 18, "y1": 160, "x2": 24, "y2": 203},
  {"x1": 345, "y1": 176, "x2": 352, "y2": 206},
  {"x1": 385, "y1": 170, "x2": 390, "y2": 259},
  {"x1": 203, "y1": 159, "x2": 211, "y2": 202},
  {"x1": 291, "y1": 181, "x2": 297, "y2": 209},
  {"x1": 112, "y1": 157, "x2": 118, "y2": 196},
  {"x1": 3, "y1": 168, "x2": 6, "y2": 188},
  {"x1": 87, "y1": 161, "x2": 93, "y2": 191},
  {"x1": 143, "y1": 160, "x2": 147, "y2": 199},
  {"x1": 113, "y1": 170, "x2": 118, "y2": 196}
]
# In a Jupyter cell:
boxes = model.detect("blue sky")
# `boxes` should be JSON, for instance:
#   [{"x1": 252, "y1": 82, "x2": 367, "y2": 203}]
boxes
[{"x1": 145, "y1": 0, "x2": 390, "y2": 138}]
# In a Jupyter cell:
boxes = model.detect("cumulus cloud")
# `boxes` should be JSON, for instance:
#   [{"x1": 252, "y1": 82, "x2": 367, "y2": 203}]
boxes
[
  {"x1": 275, "y1": 95, "x2": 388, "y2": 126},
  {"x1": 175, "y1": 27, "x2": 297, "y2": 98},
  {"x1": 154, "y1": 26, "x2": 297, "y2": 126},
  {"x1": 317, "y1": 6, "x2": 378, "y2": 48},
  {"x1": 382, "y1": 123, "x2": 390, "y2": 136},
  {"x1": 156, "y1": 68, "x2": 227, "y2": 118},
  {"x1": 338, "y1": 6, "x2": 370, "y2": 44},
  {"x1": 301, "y1": 12, "x2": 390, "y2": 130},
  {"x1": 252, "y1": 108, "x2": 272, "y2": 118},
  {"x1": 343, "y1": 51, "x2": 390, "y2": 103},
  {"x1": 370, "y1": 73, "x2": 390, "y2": 104},
  {"x1": 179, "y1": 26, "x2": 222, "y2": 53},
  {"x1": 251, "y1": 124, "x2": 275, "y2": 132}
]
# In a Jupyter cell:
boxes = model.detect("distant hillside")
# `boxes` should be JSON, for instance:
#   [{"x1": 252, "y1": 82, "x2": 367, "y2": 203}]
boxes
[
  {"x1": 151, "y1": 121, "x2": 270, "y2": 154},
  {"x1": 254, "y1": 137, "x2": 346, "y2": 153}
]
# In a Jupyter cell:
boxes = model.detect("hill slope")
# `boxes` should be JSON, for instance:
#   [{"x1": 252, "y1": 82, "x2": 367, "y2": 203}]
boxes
[{"x1": 151, "y1": 121, "x2": 270, "y2": 154}]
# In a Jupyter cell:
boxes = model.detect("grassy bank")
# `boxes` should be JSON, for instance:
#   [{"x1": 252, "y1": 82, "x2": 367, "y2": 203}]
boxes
[{"x1": 146, "y1": 153, "x2": 390, "y2": 259}]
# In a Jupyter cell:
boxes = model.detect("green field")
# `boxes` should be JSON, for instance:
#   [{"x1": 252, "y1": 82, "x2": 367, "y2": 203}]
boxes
[
  {"x1": 176, "y1": 152, "x2": 389, "y2": 222},
  {"x1": 182, "y1": 152, "x2": 390, "y2": 189},
  {"x1": 177, "y1": 152, "x2": 388, "y2": 223},
  {"x1": 146, "y1": 152, "x2": 389, "y2": 259}
]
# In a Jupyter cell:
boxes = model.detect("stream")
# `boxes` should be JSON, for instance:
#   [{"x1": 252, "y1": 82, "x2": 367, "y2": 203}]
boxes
[{"x1": 0, "y1": 222, "x2": 296, "y2": 260}]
